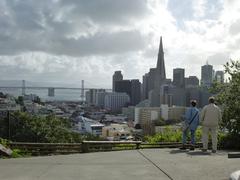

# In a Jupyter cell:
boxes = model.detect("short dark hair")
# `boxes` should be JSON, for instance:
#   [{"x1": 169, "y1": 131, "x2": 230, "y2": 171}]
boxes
[
  {"x1": 209, "y1": 97, "x2": 215, "y2": 103},
  {"x1": 191, "y1": 100, "x2": 197, "y2": 107}
]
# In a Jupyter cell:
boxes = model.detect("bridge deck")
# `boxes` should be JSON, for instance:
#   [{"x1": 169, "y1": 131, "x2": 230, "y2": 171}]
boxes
[{"x1": 0, "y1": 148, "x2": 239, "y2": 180}]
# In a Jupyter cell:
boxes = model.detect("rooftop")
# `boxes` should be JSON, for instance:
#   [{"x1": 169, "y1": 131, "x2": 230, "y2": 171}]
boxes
[{"x1": 0, "y1": 148, "x2": 239, "y2": 180}]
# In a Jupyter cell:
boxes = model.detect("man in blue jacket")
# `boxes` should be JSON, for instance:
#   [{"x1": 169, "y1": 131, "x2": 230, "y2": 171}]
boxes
[{"x1": 180, "y1": 100, "x2": 200, "y2": 150}]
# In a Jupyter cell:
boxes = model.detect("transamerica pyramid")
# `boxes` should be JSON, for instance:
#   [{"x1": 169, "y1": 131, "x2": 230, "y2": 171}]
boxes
[
  {"x1": 142, "y1": 36, "x2": 167, "y2": 106},
  {"x1": 154, "y1": 36, "x2": 166, "y2": 90},
  {"x1": 156, "y1": 36, "x2": 166, "y2": 80}
]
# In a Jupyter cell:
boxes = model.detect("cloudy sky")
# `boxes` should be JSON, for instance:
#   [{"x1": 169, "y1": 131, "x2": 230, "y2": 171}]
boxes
[{"x1": 0, "y1": 0, "x2": 240, "y2": 88}]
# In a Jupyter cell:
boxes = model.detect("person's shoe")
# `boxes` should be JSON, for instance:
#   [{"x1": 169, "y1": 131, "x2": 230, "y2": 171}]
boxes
[
  {"x1": 189, "y1": 146, "x2": 195, "y2": 151},
  {"x1": 212, "y1": 150, "x2": 217, "y2": 153},
  {"x1": 201, "y1": 148, "x2": 207, "y2": 152},
  {"x1": 179, "y1": 145, "x2": 187, "y2": 150}
]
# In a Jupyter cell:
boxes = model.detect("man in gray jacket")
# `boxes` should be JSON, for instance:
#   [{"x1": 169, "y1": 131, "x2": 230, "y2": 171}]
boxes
[{"x1": 200, "y1": 97, "x2": 222, "y2": 153}]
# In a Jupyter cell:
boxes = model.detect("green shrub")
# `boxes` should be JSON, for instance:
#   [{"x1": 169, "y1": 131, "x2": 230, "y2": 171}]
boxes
[
  {"x1": 0, "y1": 138, "x2": 9, "y2": 147},
  {"x1": 144, "y1": 126, "x2": 229, "y2": 149},
  {"x1": 144, "y1": 126, "x2": 183, "y2": 143},
  {"x1": 218, "y1": 133, "x2": 240, "y2": 150}
]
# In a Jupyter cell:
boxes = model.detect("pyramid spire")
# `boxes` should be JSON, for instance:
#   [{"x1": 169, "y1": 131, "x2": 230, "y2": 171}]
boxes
[{"x1": 156, "y1": 36, "x2": 166, "y2": 80}]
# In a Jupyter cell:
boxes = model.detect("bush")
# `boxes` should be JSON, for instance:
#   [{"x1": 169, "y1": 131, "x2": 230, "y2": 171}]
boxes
[
  {"x1": 0, "y1": 138, "x2": 29, "y2": 158},
  {"x1": 218, "y1": 133, "x2": 240, "y2": 150},
  {"x1": 144, "y1": 126, "x2": 229, "y2": 149},
  {"x1": 144, "y1": 126, "x2": 183, "y2": 143},
  {"x1": 1, "y1": 112, "x2": 83, "y2": 143}
]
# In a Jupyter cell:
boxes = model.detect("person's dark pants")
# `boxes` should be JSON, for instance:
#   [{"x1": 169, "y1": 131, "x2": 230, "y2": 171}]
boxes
[{"x1": 182, "y1": 129, "x2": 196, "y2": 145}]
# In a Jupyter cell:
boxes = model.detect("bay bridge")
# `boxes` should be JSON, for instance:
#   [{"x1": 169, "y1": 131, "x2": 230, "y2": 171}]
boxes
[{"x1": 0, "y1": 80, "x2": 112, "y2": 99}]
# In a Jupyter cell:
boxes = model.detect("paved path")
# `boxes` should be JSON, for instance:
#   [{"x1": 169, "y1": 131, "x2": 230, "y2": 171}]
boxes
[{"x1": 0, "y1": 149, "x2": 239, "y2": 180}]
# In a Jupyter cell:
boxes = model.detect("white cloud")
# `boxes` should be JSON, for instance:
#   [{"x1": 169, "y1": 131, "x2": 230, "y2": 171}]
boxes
[{"x1": 0, "y1": 0, "x2": 239, "y2": 88}]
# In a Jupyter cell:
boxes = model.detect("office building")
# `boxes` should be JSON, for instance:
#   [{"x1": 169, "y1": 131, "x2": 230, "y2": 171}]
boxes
[
  {"x1": 112, "y1": 71, "x2": 123, "y2": 91},
  {"x1": 115, "y1": 79, "x2": 141, "y2": 106},
  {"x1": 104, "y1": 92, "x2": 130, "y2": 112},
  {"x1": 115, "y1": 80, "x2": 131, "y2": 97},
  {"x1": 96, "y1": 92, "x2": 107, "y2": 108},
  {"x1": 173, "y1": 68, "x2": 185, "y2": 88},
  {"x1": 185, "y1": 76, "x2": 199, "y2": 88},
  {"x1": 134, "y1": 107, "x2": 161, "y2": 135},
  {"x1": 169, "y1": 87, "x2": 186, "y2": 107},
  {"x1": 86, "y1": 89, "x2": 106, "y2": 106},
  {"x1": 148, "y1": 37, "x2": 167, "y2": 106},
  {"x1": 142, "y1": 73, "x2": 149, "y2": 100},
  {"x1": 102, "y1": 124, "x2": 132, "y2": 141},
  {"x1": 130, "y1": 79, "x2": 141, "y2": 105},
  {"x1": 201, "y1": 63, "x2": 214, "y2": 87}
]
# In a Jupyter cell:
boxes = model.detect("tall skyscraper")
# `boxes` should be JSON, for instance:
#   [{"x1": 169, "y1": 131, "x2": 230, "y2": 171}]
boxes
[
  {"x1": 173, "y1": 68, "x2": 185, "y2": 88},
  {"x1": 130, "y1": 79, "x2": 141, "y2": 105},
  {"x1": 148, "y1": 68, "x2": 156, "y2": 91},
  {"x1": 112, "y1": 71, "x2": 123, "y2": 91},
  {"x1": 115, "y1": 79, "x2": 141, "y2": 106},
  {"x1": 201, "y1": 63, "x2": 214, "y2": 87},
  {"x1": 115, "y1": 80, "x2": 131, "y2": 97},
  {"x1": 148, "y1": 36, "x2": 167, "y2": 106},
  {"x1": 215, "y1": 71, "x2": 224, "y2": 83},
  {"x1": 142, "y1": 73, "x2": 150, "y2": 100},
  {"x1": 155, "y1": 36, "x2": 166, "y2": 89}
]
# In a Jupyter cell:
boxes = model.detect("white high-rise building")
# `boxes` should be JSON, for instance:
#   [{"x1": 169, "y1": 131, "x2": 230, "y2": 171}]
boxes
[
  {"x1": 96, "y1": 92, "x2": 107, "y2": 108},
  {"x1": 104, "y1": 92, "x2": 130, "y2": 112},
  {"x1": 86, "y1": 89, "x2": 106, "y2": 106}
]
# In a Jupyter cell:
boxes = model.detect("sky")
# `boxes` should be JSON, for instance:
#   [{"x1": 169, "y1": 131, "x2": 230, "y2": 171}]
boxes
[{"x1": 0, "y1": 0, "x2": 240, "y2": 88}]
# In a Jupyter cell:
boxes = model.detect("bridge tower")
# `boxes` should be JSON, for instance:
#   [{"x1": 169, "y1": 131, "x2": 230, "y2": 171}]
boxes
[
  {"x1": 81, "y1": 80, "x2": 84, "y2": 101},
  {"x1": 48, "y1": 88, "x2": 55, "y2": 97},
  {"x1": 22, "y1": 80, "x2": 26, "y2": 96}
]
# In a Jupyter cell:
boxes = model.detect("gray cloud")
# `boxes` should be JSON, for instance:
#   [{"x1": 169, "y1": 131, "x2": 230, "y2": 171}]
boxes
[
  {"x1": 59, "y1": 0, "x2": 150, "y2": 24},
  {"x1": 52, "y1": 31, "x2": 147, "y2": 56},
  {"x1": 0, "y1": 0, "x2": 149, "y2": 56},
  {"x1": 0, "y1": 0, "x2": 238, "y2": 88}
]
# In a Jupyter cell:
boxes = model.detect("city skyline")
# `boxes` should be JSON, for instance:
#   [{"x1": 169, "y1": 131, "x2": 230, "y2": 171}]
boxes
[{"x1": 0, "y1": 0, "x2": 239, "y2": 88}]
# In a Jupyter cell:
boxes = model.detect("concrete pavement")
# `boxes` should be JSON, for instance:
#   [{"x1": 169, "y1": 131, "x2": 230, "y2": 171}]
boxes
[{"x1": 0, "y1": 148, "x2": 239, "y2": 180}]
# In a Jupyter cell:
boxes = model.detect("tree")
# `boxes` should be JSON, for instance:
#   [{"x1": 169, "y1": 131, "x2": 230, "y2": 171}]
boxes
[
  {"x1": 211, "y1": 60, "x2": 240, "y2": 148},
  {"x1": 5, "y1": 112, "x2": 83, "y2": 143}
]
